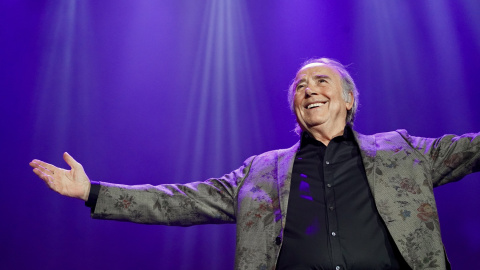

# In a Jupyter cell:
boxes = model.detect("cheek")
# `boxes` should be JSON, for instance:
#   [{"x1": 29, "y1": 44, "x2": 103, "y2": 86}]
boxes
[
  {"x1": 293, "y1": 96, "x2": 303, "y2": 109},
  {"x1": 332, "y1": 96, "x2": 348, "y2": 110}
]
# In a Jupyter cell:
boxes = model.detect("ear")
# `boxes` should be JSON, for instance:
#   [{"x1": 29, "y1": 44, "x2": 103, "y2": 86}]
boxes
[{"x1": 345, "y1": 92, "x2": 354, "y2": 110}]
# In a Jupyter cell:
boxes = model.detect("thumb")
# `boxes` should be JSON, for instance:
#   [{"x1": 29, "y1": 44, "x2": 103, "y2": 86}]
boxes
[{"x1": 63, "y1": 152, "x2": 81, "y2": 169}]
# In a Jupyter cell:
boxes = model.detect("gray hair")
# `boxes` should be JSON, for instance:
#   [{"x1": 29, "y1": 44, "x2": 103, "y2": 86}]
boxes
[{"x1": 287, "y1": 58, "x2": 359, "y2": 134}]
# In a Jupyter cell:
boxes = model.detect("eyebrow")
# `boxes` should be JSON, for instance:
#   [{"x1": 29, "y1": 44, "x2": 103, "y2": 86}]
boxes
[
  {"x1": 313, "y1": 74, "x2": 331, "y2": 80},
  {"x1": 294, "y1": 74, "x2": 331, "y2": 88}
]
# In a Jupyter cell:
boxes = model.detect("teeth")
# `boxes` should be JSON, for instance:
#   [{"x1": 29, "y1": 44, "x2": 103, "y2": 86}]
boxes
[{"x1": 307, "y1": 102, "x2": 325, "y2": 109}]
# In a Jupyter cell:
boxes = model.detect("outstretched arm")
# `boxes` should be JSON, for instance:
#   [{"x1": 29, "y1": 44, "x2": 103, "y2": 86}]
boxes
[{"x1": 29, "y1": 152, "x2": 91, "y2": 201}]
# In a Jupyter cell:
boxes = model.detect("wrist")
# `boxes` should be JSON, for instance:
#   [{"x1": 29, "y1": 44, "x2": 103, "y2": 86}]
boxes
[{"x1": 82, "y1": 181, "x2": 91, "y2": 201}]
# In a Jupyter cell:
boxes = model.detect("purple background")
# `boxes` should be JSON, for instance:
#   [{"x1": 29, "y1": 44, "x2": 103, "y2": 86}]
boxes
[{"x1": 1, "y1": 1, "x2": 479, "y2": 269}]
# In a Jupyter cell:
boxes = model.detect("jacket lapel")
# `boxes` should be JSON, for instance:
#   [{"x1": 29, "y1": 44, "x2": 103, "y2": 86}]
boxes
[
  {"x1": 354, "y1": 132, "x2": 378, "y2": 197},
  {"x1": 276, "y1": 142, "x2": 299, "y2": 229}
]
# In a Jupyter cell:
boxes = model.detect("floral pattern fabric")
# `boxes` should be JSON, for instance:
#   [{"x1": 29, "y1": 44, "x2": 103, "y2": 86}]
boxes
[{"x1": 93, "y1": 130, "x2": 480, "y2": 270}]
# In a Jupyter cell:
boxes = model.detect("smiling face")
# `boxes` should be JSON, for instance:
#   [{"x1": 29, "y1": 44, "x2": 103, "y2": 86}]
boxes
[{"x1": 293, "y1": 63, "x2": 354, "y2": 137}]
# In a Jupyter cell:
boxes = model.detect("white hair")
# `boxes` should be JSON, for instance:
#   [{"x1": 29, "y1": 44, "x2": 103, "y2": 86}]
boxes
[{"x1": 287, "y1": 58, "x2": 359, "y2": 134}]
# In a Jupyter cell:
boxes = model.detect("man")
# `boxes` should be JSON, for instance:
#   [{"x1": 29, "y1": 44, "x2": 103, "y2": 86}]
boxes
[{"x1": 30, "y1": 58, "x2": 480, "y2": 270}]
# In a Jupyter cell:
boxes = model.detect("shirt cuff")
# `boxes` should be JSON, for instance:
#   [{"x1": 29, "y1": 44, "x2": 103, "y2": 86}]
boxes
[{"x1": 85, "y1": 181, "x2": 100, "y2": 213}]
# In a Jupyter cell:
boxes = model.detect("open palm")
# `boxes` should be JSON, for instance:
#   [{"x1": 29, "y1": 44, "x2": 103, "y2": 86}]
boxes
[{"x1": 30, "y1": 152, "x2": 91, "y2": 201}]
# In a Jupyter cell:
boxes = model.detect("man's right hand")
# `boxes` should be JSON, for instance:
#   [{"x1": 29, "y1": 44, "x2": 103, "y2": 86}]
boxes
[{"x1": 30, "y1": 152, "x2": 91, "y2": 201}]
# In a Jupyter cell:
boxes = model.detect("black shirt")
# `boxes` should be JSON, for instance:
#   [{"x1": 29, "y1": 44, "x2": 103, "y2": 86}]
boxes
[{"x1": 276, "y1": 128, "x2": 410, "y2": 270}]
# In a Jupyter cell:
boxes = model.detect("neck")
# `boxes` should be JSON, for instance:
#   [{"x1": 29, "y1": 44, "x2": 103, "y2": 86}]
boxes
[{"x1": 305, "y1": 124, "x2": 346, "y2": 146}]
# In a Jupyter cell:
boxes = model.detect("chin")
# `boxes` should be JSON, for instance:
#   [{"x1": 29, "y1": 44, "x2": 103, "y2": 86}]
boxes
[{"x1": 305, "y1": 119, "x2": 328, "y2": 128}]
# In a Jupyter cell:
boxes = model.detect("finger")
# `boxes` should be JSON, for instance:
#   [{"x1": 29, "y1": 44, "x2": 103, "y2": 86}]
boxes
[
  {"x1": 30, "y1": 159, "x2": 56, "y2": 173},
  {"x1": 32, "y1": 167, "x2": 55, "y2": 187},
  {"x1": 30, "y1": 161, "x2": 55, "y2": 176},
  {"x1": 32, "y1": 167, "x2": 45, "y2": 178},
  {"x1": 63, "y1": 152, "x2": 82, "y2": 170}
]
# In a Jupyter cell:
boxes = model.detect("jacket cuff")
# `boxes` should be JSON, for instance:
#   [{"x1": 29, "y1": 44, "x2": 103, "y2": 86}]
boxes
[{"x1": 85, "y1": 181, "x2": 100, "y2": 213}]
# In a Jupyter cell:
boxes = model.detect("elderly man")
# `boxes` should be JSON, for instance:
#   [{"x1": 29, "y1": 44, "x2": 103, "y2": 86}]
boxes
[{"x1": 30, "y1": 58, "x2": 480, "y2": 270}]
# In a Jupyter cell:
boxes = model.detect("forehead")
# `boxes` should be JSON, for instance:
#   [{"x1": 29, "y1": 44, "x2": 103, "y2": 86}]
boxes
[{"x1": 295, "y1": 63, "x2": 340, "y2": 81}]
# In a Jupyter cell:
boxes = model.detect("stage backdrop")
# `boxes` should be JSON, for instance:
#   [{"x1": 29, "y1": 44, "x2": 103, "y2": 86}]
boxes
[{"x1": 1, "y1": 1, "x2": 479, "y2": 269}]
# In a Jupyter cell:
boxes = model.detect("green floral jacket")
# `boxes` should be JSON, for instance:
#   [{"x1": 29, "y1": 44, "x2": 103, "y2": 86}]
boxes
[{"x1": 93, "y1": 130, "x2": 480, "y2": 270}]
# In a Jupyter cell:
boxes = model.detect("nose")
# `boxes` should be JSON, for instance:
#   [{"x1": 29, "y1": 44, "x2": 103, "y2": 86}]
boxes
[{"x1": 305, "y1": 86, "x2": 317, "y2": 96}]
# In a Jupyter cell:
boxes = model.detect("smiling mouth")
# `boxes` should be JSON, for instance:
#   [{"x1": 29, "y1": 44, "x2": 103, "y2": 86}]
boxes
[{"x1": 307, "y1": 102, "x2": 327, "y2": 109}]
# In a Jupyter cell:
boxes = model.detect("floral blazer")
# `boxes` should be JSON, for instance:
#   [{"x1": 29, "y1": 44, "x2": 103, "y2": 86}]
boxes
[{"x1": 92, "y1": 130, "x2": 480, "y2": 270}]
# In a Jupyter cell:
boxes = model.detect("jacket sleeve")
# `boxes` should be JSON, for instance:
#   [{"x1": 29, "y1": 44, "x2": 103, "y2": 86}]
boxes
[
  {"x1": 405, "y1": 131, "x2": 480, "y2": 187},
  {"x1": 91, "y1": 156, "x2": 255, "y2": 226}
]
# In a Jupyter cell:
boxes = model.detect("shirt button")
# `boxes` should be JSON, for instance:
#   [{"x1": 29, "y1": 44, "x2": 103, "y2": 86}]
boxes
[
  {"x1": 275, "y1": 237, "x2": 282, "y2": 245},
  {"x1": 325, "y1": 161, "x2": 330, "y2": 165},
  {"x1": 329, "y1": 206, "x2": 334, "y2": 211},
  {"x1": 331, "y1": 232, "x2": 336, "y2": 236},
  {"x1": 326, "y1": 183, "x2": 332, "y2": 188},
  {"x1": 336, "y1": 266, "x2": 341, "y2": 270}
]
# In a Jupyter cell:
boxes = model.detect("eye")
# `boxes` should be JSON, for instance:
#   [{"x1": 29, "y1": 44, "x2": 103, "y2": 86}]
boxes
[
  {"x1": 296, "y1": 84, "x2": 305, "y2": 91},
  {"x1": 318, "y1": 78, "x2": 327, "y2": 83}
]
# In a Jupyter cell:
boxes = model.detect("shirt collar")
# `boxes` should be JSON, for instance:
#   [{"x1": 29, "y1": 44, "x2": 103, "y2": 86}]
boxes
[{"x1": 300, "y1": 126, "x2": 355, "y2": 147}]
